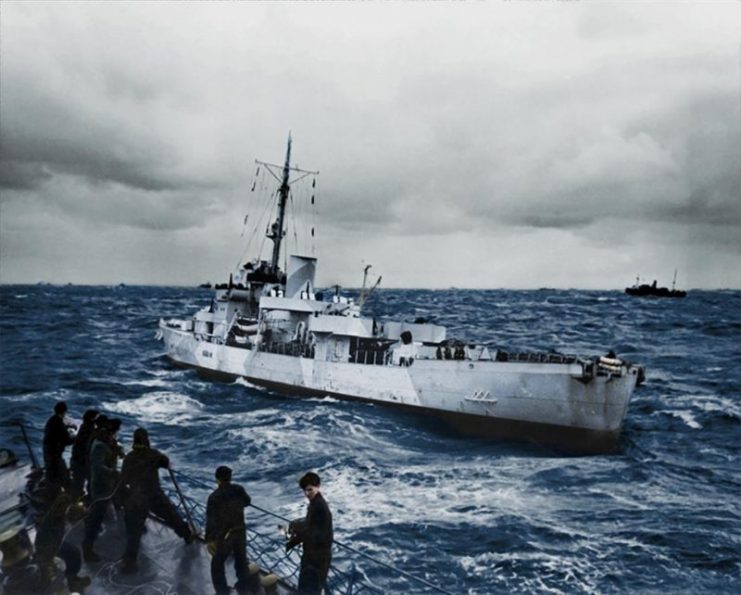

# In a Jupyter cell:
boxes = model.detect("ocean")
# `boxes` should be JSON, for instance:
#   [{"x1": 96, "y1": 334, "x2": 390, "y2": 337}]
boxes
[{"x1": 1, "y1": 285, "x2": 739, "y2": 593}]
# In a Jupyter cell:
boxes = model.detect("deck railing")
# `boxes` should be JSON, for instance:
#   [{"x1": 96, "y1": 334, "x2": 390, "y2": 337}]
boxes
[{"x1": 7, "y1": 423, "x2": 452, "y2": 594}]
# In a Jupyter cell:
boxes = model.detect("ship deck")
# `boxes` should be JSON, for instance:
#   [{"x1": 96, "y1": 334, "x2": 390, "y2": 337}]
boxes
[{"x1": 65, "y1": 511, "x2": 295, "y2": 595}]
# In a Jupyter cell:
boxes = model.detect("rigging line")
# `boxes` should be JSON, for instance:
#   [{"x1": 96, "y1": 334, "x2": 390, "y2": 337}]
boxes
[
  {"x1": 251, "y1": 178, "x2": 276, "y2": 254},
  {"x1": 236, "y1": 173, "x2": 275, "y2": 269},
  {"x1": 169, "y1": 470, "x2": 450, "y2": 594},
  {"x1": 288, "y1": 189, "x2": 299, "y2": 255},
  {"x1": 256, "y1": 161, "x2": 283, "y2": 183},
  {"x1": 303, "y1": 185, "x2": 311, "y2": 255},
  {"x1": 311, "y1": 180, "x2": 318, "y2": 256},
  {"x1": 256, "y1": 189, "x2": 277, "y2": 261},
  {"x1": 236, "y1": 171, "x2": 263, "y2": 269},
  {"x1": 255, "y1": 159, "x2": 319, "y2": 177},
  {"x1": 285, "y1": 170, "x2": 317, "y2": 185}
]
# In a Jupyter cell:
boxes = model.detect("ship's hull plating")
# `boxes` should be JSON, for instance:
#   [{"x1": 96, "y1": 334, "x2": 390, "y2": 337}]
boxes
[{"x1": 161, "y1": 326, "x2": 637, "y2": 453}]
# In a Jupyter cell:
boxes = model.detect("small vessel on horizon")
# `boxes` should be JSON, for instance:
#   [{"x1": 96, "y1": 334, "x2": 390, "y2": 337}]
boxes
[
  {"x1": 625, "y1": 270, "x2": 687, "y2": 298},
  {"x1": 158, "y1": 136, "x2": 645, "y2": 453}
]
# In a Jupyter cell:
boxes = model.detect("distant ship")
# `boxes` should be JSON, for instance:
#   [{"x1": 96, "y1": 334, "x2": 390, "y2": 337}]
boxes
[
  {"x1": 625, "y1": 271, "x2": 686, "y2": 298},
  {"x1": 158, "y1": 136, "x2": 644, "y2": 453},
  {"x1": 198, "y1": 282, "x2": 212, "y2": 289}
]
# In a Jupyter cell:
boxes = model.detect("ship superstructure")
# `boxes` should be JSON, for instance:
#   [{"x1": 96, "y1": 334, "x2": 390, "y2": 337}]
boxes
[{"x1": 159, "y1": 137, "x2": 644, "y2": 453}]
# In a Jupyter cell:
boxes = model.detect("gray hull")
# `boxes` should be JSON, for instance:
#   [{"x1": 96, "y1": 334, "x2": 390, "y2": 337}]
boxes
[{"x1": 161, "y1": 325, "x2": 638, "y2": 453}]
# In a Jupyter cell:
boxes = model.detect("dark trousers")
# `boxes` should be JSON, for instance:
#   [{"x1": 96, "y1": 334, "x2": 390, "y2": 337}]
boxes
[
  {"x1": 211, "y1": 530, "x2": 249, "y2": 595},
  {"x1": 69, "y1": 460, "x2": 87, "y2": 500},
  {"x1": 83, "y1": 498, "x2": 109, "y2": 548},
  {"x1": 298, "y1": 547, "x2": 332, "y2": 594},
  {"x1": 124, "y1": 490, "x2": 189, "y2": 562},
  {"x1": 44, "y1": 454, "x2": 70, "y2": 489},
  {"x1": 59, "y1": 541, "x2": 81, "y2": 576}
]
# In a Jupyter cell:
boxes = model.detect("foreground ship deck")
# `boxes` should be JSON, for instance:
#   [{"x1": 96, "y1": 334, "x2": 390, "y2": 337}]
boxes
[{"x1": 1, "y1": 427, "x2": 450, "y2": 594}]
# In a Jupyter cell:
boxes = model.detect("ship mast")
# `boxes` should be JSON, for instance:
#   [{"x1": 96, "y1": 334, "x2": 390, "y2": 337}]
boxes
[
  {"x1": 256, "y1": 134, "x2": 319, "y2": 274},
  {"x1": 268, "y1": 134, "x2": 292, "y2": 272}
]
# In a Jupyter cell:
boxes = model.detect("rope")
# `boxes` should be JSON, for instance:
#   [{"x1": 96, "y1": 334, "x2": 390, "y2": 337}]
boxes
[{"x1": 10, "y1": 425, "x2": 452, "y2": 594}]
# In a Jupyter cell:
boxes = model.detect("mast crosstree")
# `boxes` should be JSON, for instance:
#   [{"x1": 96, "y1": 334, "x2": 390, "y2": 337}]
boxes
[{"x1": 255, "y1": 134, "x2": 319, "y2": 272}]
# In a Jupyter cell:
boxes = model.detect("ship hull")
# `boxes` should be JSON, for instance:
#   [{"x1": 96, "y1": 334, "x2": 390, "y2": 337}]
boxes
[{"x1": 161, "y1": 325, "x2": 637, "y2": 453}]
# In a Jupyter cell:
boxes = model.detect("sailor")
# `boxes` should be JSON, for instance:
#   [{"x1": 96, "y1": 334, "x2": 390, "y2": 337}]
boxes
[
  {"x1": 42, "y1": 401, "x2": 76, "y2": 489},
  {"x1": 119, "y1": 428, "x2": 193, "y2": 573},
  {"x1": 0, "y1": 527, "x2": 43, "y2": 594},
  {"x1": 206, "y1": 465, "x2": 252, "y2": 595},
  {"x1": 69, "y1": 408, "x2": 99, "y2": 500},
  {"x1": 454, "y1": 345, "x2": 465, "y2": 361},
  {"x1": 81, "y1": 418, "x2": 119, "y2": 562},
  {"x1": 104, "y1": 418, "x2": 126, "y2": 509},
  {"x1": 34, "y1": 485, "x2": 92, "y2": 592},
  {"x1": 286, "y1": 472, "x2": 333, "y2": 595}
]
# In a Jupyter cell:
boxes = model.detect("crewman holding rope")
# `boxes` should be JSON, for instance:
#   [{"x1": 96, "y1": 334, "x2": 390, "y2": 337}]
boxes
[{"x1": 119, "y1": 428, "x2": 193, "y2": 574}]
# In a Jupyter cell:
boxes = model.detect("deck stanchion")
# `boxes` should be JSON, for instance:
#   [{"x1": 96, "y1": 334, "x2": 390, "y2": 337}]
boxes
[
  {"x1": 169, "y1": 468, "x2": 199, "y2": 539},
  {"x1": 17, "y1": 422, "x2": 39, "y2": 468}
]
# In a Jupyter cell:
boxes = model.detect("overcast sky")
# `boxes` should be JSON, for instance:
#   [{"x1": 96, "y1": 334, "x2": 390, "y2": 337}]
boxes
[{"x1": 1, "y1": 1, "x2": 739, "y2": 289}]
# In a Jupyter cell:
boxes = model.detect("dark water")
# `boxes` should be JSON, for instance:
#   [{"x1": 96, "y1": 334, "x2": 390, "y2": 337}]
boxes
[{"x1": 1, "y1": 285, "x2": 739, "y2": 593}]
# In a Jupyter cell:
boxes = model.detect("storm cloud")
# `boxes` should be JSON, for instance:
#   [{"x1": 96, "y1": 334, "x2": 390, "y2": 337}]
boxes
[{"x1": 0, "y1": 1, "x2": 739, "y2": 288}]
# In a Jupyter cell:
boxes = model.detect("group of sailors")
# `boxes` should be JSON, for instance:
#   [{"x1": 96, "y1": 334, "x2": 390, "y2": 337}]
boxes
[
  {"x1": 435, "y1": 344, "x2": 467, "y2": 360},
  {"x1": 1, "y1": 401, "x2": 334, "y2": 595}
]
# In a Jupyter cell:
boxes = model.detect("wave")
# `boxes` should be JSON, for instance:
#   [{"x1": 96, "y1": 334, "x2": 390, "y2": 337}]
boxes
[{"x1": 102, "y1": 391, "x2": 204, "y2": 425}]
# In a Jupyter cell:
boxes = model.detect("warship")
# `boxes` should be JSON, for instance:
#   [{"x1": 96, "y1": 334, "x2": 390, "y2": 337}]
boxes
[{"x1": 158, "y1": 136, "x2": 644, "y2": 453}]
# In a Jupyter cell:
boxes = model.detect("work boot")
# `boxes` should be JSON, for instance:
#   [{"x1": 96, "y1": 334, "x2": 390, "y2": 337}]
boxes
[
  {"x1": 67, "y1": 574, "x2": 92, "y2": 592},
  {"x1": 82, "y1": 544, "x2": 100, "y2": 563},
  {"x1": 245, "y1": 563, "x2": 261, "y2": 593},
  {"x1": 182, "y1": 525, "x2": 195, "y2": 545},
  {"x1": 260, "y1": 574, "x2": 279, "y2": 595}
]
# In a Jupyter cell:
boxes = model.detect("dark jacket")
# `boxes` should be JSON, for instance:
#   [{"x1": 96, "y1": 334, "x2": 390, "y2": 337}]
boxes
[
  {"x1": 120, "y1": 444, "x2": 169, "y2": 498},
  {"x1": 42, "y1": 415, "x2": 73, "y2": 460},
  {"x1": 291, "y1": 492, "x2": 333, "y2": 550},
  {"x1": 89, "y1": 438, "x2": 115, "y2": 498},
  {"x1": 70, "y1": 420, "x2": 96, "y2": 466},
  {"x1": 34, "y1": 491, "x2": 70, "y2": 564},
  {"x1": 205, "y1": 483, "x2": 251, "y2": 541}
]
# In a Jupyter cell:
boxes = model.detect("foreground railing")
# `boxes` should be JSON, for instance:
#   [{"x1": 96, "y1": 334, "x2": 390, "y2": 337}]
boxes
[{"x1": 8, "y1": 422, "x2": 452, "y2": 594}]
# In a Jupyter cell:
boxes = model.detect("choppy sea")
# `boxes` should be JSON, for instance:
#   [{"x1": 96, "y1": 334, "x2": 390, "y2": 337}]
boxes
[{"x1": 1, "y1": 285, "x2": 739, "y2": 593}]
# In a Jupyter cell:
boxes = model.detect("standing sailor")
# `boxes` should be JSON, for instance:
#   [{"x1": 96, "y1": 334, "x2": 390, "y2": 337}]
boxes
[
  {"x1": 206, "y1": 465, "x2": 252, "y2": 595},
  {"x1": 42, "y1": 401, "x2": 75, "y2": 489},
  {"x1": 119, "y1": 428, "x2": 193, "y2": 573},
  {"x1": 69, "y1": 409, "x2": 99, "y2": 500},
  {"x1": 286, "y1": 472, "x2": 333, "y2": 595},
  {"x1": 81, "y1": 418, "x2": 118, "y2": 562}
]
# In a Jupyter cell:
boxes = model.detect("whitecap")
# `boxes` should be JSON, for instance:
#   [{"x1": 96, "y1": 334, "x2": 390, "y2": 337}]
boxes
[
  {"x1": 234, "y1": 377, "x2": 267, "y2": 391},
  {"x1": 102, "y1": 391, "x2": 204, "y2": 425},
  {"x1": 670, "y1": 410, "x2": 702, "y2": 429},
  {"x1": 119, "y1": 378, "x2": 169, "y2": 388}
]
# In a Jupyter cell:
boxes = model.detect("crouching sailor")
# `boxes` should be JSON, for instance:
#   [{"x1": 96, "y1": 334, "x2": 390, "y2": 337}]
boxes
[
  {"x1": 119, "y1": 428, "x2": 193, "y2": 573},
  {"x1": 286, "y1": 472, "x2": 333, "y2": 595},
  {"x1": 34, "y1": 485, "x2": 92, "y2": 592},
  {"x1": 206, "y1": 465, "x2": 253, "y2": 595}
]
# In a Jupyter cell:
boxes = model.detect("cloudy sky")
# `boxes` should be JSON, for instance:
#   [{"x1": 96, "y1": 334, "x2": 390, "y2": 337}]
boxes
[{"x1": 1, "y1": 1, "x2": 739, "y2": 289}]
